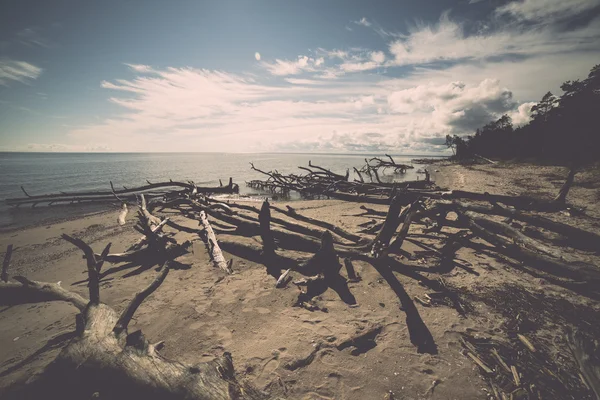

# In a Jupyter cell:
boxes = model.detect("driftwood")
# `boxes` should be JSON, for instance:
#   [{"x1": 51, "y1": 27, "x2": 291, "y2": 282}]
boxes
[
  {"x1": 249, "y1": 161, "x2": 433, "y2": 204},
  {"x1": 361, "y1": 154, "x2": 413, "y2": 175},
  {"x1": 1, "y1": 244, "x2": 13, "y2": 283},
  {"x1": 0, "y1": 258, "x2": 260, "y2": 400},
  {"x1": 567, "y1": 328, "x2": 600, "y2": 399},
  {"x1": 272, "y1": 204, "x2": 364, "y2": 244},
  {"x1": 0, "y1": 198, "x2": 261, "y2": 399},
  {"x1": 5, "y1": 179, "x2": 239, "y2": 207},
  {"x1": 199, "y1": 211, "x2": 233, "y2": 274},
  {"x1": 554, "y1": 168, "x2": 576, "y2": 204}
]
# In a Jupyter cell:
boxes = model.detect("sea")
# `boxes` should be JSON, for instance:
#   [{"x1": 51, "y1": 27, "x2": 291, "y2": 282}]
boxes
[{"x1": 0, "y1": 152, "x2": 443, "y2": 229}]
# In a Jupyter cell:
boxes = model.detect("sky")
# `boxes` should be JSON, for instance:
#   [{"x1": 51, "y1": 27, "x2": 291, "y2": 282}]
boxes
[{"x1": 0, "y1": 0, "x2": 599, "y2": 154}]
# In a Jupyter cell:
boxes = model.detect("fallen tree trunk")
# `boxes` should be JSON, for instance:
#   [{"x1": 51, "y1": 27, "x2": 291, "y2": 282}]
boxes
[
  {"x1": 0, "y1": 238, "x2": 261, "y2": 400},
  {"x1": 455, "y1": 210, "x2": 600, "y2": 282},
  {"x1": 199, "y1": 211, "x2": 233, "y2": 274},
  {"x1": 371, "y1": 193, "x2": 404, "y2": 258},
  {"x1": 567, "y1": 328, "x2": 600, "y2": 399},
  {"x1": 554, "y1": 168, "x2": 576, "y2": 205},
  {"x1": 445, "y1": 190, "x2": 565, "y2": 212},
  {"x1": 1, "y1": 244, "x2": 13, "y2": 283},
  {"x1": 451, "y1": 200, "x2": 600, "y2": 251},
  {"x1": 5, "y1": 179, "x2": 239, "y2": 207},
  {"x1": 271, "y1": 204, "x2": 365, "y2": 244}
]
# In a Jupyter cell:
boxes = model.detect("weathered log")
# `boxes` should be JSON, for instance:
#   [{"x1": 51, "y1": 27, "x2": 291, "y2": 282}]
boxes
[
  {"x1": 5, "y1": 179, "x2": 238, "y2": 207},
  {"x1": 371, "y1": 193, "x2": 404, "y2": 258},
  {"x1": 343, "y1": 258, "x2": 360, "y2": 281},
  {"x1": 0, "y1": 276, "x2": 88, "y2": 310},
  {"x1": 139, "y1": 194, "x2": 162, "y2": 229},
  {"x1": 385, "y1": 200, "x2": 422, "y2": 256},
  {"x1": 0, "y1": 242, "x2": 260, "y2": 400},
  {"x1": 567, "y1": 328, "x2": 600, "y2": 399},
  {"x1": 1, "y1": 244, "x2": 13, "y2": 283},
  {"x1": 554, "y1": 168, "x2": 576, "y2": 204},
  {"x1": 275, "y1": 268, "x2": 291, "y2": 288},
  {"x1": 297, "y1": 231, "x2": 342, "y2": 278},
  {"x1": 451, "y1": 200, "x2": 600, "y2": 251},
  {"x1": 272, "y1": 204, "x2": 365, "y2": 244},
  {"x1": 472, "y1": 213, "x2": 565, "y2": 259},
  {"x1": 127, "y1": 217, "x2": 170, "y2": 252},
  {"x1": 445, "y1": 190, "x2": 565, "y2": 212},
  {"x1": 455, "y1": 210, "x2": 600, "y2": 282},
  {"x1": 199, "y1": 211, "x2": 233, "y2": 274},
  {"x1": 258, "y1": 199, "x2": 276, "y2": 256},
  {"x1": 118, "y1": 203, "x2": 128, "y2": 226},
  {"x1": 61, "y1": 234, "x2": 111, "y2": 304}
]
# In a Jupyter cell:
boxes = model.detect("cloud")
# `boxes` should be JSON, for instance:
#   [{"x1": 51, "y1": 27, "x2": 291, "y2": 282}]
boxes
[
  {"x1": 255, "y1": 52, "x2": 261, "y2": 61},
  {"x1": 15, "y1": 27, "x2": 51, "y2": 48},
  {"x1": 125, "y1": 63, "x2": 154, "y2": 73},
  {"x1": 71, "y1": 62, "x2": 533, "y2": 153},
  {"x1": 370, "y1": 51, "x2": 386, "y2": 63},
  {"x1": 388, "y1": 79, "x2": 517, "y2": 134},
  {"x1": 496, "y1": 0, "x2": 600, "y2": 22},
  {"x1": 509, "y1": 101, "x2": 537, "y2": 126},
  {"x1": 0, "y1": 59, "x2": 42, "y2": 85},
  {"x1": 354, "y1": 17, "x2": 372, "y2": 27},
  {"x1": 284, "y1": 78, "x2": 326, "y2": 85},
  {"x1": 262, "y1": 55, "x2": 323, "y2": 75},
  {"x1": 385, "y1": 11, "x2": 600, "y2": 68}
]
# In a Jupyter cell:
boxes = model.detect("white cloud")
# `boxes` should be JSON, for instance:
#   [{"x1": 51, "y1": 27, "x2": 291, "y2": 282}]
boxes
[
  {"x1": 126, "y1": 63, "x2": 154, "y2": 73},
  {"x1": 262, "y1": 55, "x2": 322, "y2": 76},
  {"x1": 254, "y1": 52, "x2": 261, "y2": 61},
  {"x1": 496, "y1": 0, "x2": 600, "y2": 21},
  {"x1": 370, "y1": 51, "x2": 386, "y2": 63},
  {"x1": 386, "y1": 12, "x2": 600, "y2": 68},
  {"x1": 0, "y1": 60, "x2": 42, "y2": 85},
  {"x1": 387, "y1": 79, "x2": 517, "y2": 134},
  {"x1": 284, "y1": 78, "x2": 325, "y2": 85},
  {"x1": 509, "y1": 101, "x2": 537, "y2": 126},
  {"x1": 354, "y1": 17, "x2": 372, "y2": 27}
]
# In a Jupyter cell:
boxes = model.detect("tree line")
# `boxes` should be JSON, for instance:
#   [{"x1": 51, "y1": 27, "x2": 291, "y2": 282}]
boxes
[{"x1": 445, "y1": 64, "x2": 600, "y2": 165}]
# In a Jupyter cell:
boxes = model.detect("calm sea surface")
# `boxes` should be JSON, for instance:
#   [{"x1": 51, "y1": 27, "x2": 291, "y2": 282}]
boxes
[{"x1": 0, "y1": 152, "x2": 440, "y2": 229}]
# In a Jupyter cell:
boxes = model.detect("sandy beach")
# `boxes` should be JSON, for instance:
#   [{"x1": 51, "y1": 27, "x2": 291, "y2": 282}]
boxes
[{"x1": 1, "y1": 162, "x2": 599, "y2": 399}]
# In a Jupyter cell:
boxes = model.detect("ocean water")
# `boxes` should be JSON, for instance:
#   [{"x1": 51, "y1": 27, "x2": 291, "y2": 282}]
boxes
[{"x1": 0, "y1": 152, "x2": 437, "y2": 229}]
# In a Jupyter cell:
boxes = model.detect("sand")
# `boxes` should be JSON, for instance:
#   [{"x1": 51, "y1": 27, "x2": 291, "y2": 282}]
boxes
[{"x1": 1, "y1": 162, "x2": 599, "y2": 399}]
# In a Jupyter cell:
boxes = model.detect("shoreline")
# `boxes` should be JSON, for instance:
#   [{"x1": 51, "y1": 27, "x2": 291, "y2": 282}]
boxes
[{"x1": 1, "y1": 162, "x2": 599, "y2": 399}]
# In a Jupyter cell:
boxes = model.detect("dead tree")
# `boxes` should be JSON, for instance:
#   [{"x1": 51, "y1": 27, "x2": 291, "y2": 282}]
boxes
[
  {"x1": 554, "y1": 167, "x2": 576, "y2": 204},
  {"x1": 5, "y1": 179, "x2": 239, "y2": 207},
  {"x1": 199, "y1": 211, "x2": 233, "y2": 274},
  {"x1": 0, "y1": 254, "x2": 261, "y2": 399}
]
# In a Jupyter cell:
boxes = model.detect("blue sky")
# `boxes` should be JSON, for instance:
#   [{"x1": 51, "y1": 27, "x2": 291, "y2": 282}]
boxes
[{"x1": 1, "y1": 0, "x2": 599, "y2": 153}]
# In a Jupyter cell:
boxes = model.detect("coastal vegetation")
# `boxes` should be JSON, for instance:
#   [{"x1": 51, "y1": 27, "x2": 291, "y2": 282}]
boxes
[{"x1": 445, "y1": 64, "x2": 600, "y2": 165}]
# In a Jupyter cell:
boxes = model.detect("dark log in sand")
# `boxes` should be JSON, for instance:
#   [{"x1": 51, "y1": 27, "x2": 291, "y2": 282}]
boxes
[
  {"x1": 554, "y1": 168, "x2": 576, "y2": 205},
  {"x1": 272, "y1": 204, "x2": 365, "y2": 244},
  {"x1": 451, "y1": 200, "x2": 600, "y2": 251},
  {"x1": 567, "y1": 328, "x2": 600, "y2": 399},
  {"x1": 454, "y1": 210, "x2": 600, "y2": 282},
  {"x1": 1, "y1": 244, "x2": 13, "y2": 283},
  {"x1": 371, "y1": 193, "x2": 404, "y2": 258}
]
